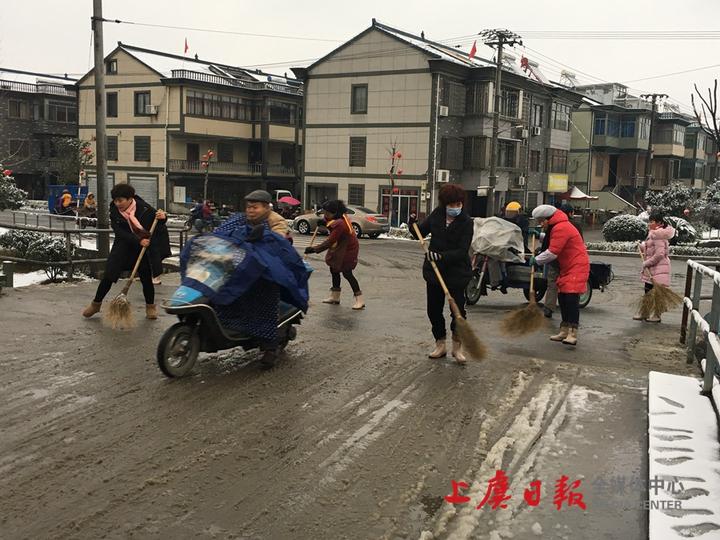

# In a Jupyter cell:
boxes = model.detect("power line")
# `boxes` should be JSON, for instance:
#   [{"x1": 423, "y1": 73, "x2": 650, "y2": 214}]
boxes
[{"x1": 621, "y1": 63, "x2": 720, "y2": 84}]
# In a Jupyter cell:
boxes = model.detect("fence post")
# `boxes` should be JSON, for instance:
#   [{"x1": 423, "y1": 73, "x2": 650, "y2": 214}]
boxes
[
  {"x1": 24, "y1": 212, "x2": 27, "y2": 226},
  {"x1": 702, "y1": 349, "x2": 718, "y2": 396},
  {"x1": 680, "y1": 261, "x2": 693, "y2": 344},
  {"x1": 687, "y1": 271, "x2": 703, "y2": 364},
  {"x1": 36, "y1": 214, "x2": 39, "y2": 227},
  {"x1": 65, "y1": 232, "x2": 74, "y2": 279},
  {"x1": 12, "y1": 212, "x2": 16, "y2": 225},
  {"x1": 2, "y1": 261, "x2": 14, "y2": 288}
]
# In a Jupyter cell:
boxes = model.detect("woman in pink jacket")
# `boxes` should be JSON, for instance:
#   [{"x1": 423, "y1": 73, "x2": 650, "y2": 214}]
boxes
[{"x1": 635, "y1": 212, "x2": 675, "y2": 323}]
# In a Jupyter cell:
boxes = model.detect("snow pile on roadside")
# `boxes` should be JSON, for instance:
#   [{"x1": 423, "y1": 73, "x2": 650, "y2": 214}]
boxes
[{"x1": 647, "y1": 371, "x2": 720, "y2": 540}]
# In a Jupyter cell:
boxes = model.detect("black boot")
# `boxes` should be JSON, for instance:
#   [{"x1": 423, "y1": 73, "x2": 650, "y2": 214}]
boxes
[{"x1": 260, "y1": 349, "x2": 277, "y2": 370}]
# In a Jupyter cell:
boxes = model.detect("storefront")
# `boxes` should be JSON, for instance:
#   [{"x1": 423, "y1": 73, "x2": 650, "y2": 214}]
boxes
[{"x1": 380, "y1": 187, "x2": 420, "y2": 227}]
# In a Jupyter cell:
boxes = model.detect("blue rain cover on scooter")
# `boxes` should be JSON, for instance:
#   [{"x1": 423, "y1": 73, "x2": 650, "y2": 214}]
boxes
[{"x1": 179, "y1": 213, "x2": 310, "y2": 312}]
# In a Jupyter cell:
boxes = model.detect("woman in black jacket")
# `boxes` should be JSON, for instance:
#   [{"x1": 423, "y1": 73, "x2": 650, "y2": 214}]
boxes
[
  {"x1": 82, "y1": 183, "x2": 171, "y2": 320},
  {"x1": 411, "y1": 183, "x2": 474, "y2": 363}
]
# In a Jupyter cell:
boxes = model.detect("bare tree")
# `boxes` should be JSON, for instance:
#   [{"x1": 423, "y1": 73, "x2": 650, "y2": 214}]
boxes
[{"x1": 692, "y1": 79, "x2": 720, "y2": 148}]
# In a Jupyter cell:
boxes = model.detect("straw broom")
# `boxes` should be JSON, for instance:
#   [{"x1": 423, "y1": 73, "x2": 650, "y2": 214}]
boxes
[
  {"x1": 637, "y1": 244, "x2": 683, "y2": 319},
  {"x1": 103, "y1": 218, "x2": 159, "y2": 330},
  {"x1": 500, "y1": 235, "x2": 545, "y2": 336},
  {"x1": 412, "y1": 223, "x2": 486, "y2": 361}
]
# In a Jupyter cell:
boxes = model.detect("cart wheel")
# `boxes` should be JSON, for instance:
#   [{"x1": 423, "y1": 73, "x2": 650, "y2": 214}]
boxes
[
  {"x1": 465, "y1": 271, "x2": 485, "y2": 305},
  {"x1": 523, "y1": 284, "x2": 547, "y2": 304},
  {"x1": 157, "y1": 323, "x2": 200, "y2": 378},
  {"x1": 579, "y1": 281, "x2": 593, "y2": 308}
]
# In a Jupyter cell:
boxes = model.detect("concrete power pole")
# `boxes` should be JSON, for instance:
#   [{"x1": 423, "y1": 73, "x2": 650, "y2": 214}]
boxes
[
  {"x1": 481, "y1": 29, "x2": 522, "y2": 217},
  {"x1": 640, "y1": 93, "x2": 668, "y2": 197},
  {"x1": 92, "y1": 0, "x2": 110, "y2": 257}
]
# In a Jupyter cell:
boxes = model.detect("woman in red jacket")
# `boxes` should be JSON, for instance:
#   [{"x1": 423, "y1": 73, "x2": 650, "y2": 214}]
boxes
[
  {"x1": 305, "y1": 200, "x2": 364, "y2": 310},
  {"x1": 532, "y1": 205, "x2": 589, "y2": 345}
]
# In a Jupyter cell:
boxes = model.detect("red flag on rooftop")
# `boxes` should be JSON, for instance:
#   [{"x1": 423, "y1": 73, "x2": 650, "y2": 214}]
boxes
[
  {"x1": 184, "y1": 38, "x2": 189, "y2": 54},
  {"x1": 469, "y1": 40, "x2": 477, "y2": 60}
]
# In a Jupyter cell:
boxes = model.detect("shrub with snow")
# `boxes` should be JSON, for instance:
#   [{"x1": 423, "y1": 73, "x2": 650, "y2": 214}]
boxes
[
  {"x1": 586, "y1": 241, "x2": 720, "y2": 258},
  {"x1": 0, "y1": 166, "x2": 28, "y2": 211},
  {"x1": 0, "y1": 230, "x2": 46, "y2": 256},
  {"x1": 602, "y1": 215, "x2": 648, "y2": 242},
  {"x1": 645, "y1": 182, "x2": 696, "y2": 217},
  {"x1": 25, "y1": 236, "x2": 75, "y2": 281}
]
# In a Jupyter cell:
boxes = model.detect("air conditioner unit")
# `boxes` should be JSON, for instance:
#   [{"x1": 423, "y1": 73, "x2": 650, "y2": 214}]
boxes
[
  {"x1": 436, "y1": 169, "x2": 450, "y2": 183},
  {"x1": 516, "y1": 128, "x2": 529, "y2": 139},
  {"x1": 144, "y1": 104, "x2": 158, "y2": 115},
  {"x1": 517, "y1": 175, "x2": 526, "y2": 186},
  {"x1": 438, "y1": 105, "x2": 449, "y2": 117},
  {"x1": 531, "y1": 126, "x2": 542, "y2": 136}
]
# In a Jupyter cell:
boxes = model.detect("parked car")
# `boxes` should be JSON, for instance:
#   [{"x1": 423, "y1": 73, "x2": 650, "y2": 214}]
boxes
[{"x1": 293, "y1": 205, "x2": 390, "y2": 238}]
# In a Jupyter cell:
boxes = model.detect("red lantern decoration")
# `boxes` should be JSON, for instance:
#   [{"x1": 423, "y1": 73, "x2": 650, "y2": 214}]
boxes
[
  {"x1": 202, "y1": 154, "x2": 209, "y2": 161},
  {"x1": 2, "y1": 169, "x2": 12, "y2": 177},
  {"x1": 207, "y1": 150, "x2": 215, "y2": 158},
  {"x1": 392, "y1": 187, "x2": 399, "y2": 194},
  {"x1": 397, "y1": 169, "x2": 404, "y2": 175},
  {"x1": 201, "y1": 161, "x2": 208, "y2": 168},
  {"x1": 395, "y1": 151, "x2": 402, "y2": 159}
]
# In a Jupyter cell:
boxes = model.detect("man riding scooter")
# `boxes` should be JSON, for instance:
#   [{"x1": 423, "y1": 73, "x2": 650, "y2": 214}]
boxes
[{"x1": 486, "y1": 201, "x2": 528, "y2": 293}]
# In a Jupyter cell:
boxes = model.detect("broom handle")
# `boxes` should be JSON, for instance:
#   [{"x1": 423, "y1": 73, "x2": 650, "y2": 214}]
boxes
[
  {"x1": 412, "y1": 223, "x2": 463, "y2": 319},
  {"x1": 528, "y1": 235, "x2": 536, "y2": 296},
  {"x1": 121, "y1": 217, "x2": 160, "y2": 295},
  {"x1": 304, "y1": 227, "x2": 320, "y2": 260}
]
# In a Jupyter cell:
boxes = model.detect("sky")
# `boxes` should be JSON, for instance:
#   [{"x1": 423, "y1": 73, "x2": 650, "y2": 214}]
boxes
[{"x1": 2, "y1": 0, "x2": 720, "y2": 116}]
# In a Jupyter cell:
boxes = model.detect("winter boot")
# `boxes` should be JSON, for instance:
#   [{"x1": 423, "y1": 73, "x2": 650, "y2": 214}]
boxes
[
  {"x1": 352, "y1": 292, "x2": 365, "y2": 310},
  {"x1": 82, "y1": 301, "x2": 102, "y2": 318},
  {"x1": 452, "y1": 339, "x2": 467, "y2": 365},
  {"x1": 259, "y1": 349, "x2": 277, "y2": 370},
  {"x1": 562, "y1": 326, "x2": 578, "y2": 346},
  {"x1": 633, "y1": 310, "x2": 644, "y2": 321},
  {"x1": 549, "y1": 324, "x2": 569, "y2": 342},
  {"x1": 322, "y1": 288, "x2": 341, "y2": 305},
  {"x1": 646, "y1": 313, "x2": 662, "y2": 323},
  {"x1": 146, "y1": 304, "x2": 158, "y2": 320},
  {"x1": 428, "y1": 339, "x2": 447, "y2": 359}
]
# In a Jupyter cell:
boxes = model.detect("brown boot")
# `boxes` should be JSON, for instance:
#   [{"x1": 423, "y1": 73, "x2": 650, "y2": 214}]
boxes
[
  {"x1": 146, "y1": 304, "x2": 158, "y2": 320},
  {"x1": 322, "y1": 288, "x2": 341, "y2": 305},
  {"x1": 550, "y1": 324, "x2": 569, "y2": 342},
  {"x1": 82, "y1": 301, "x2": 102, "y2": 318},
  {"x1": 452, "y1": 339, "x2": 467, "y2": 364},
  {"x1": 562, "y1": 326, "x2": 578, "y2": 346},
  {"x1": 428, "y1": 339, "x2": 447, "y2": 359}
]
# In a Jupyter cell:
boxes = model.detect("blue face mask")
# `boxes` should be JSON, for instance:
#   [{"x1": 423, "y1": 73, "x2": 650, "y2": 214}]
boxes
[{"x1": 446, "y1": 206, "x2": 462, "y2": 217}]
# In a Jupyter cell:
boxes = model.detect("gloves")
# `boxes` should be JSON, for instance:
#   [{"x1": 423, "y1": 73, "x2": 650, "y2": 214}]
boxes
[
  {"x1": 248, "y1": 224, "x2": 265, "y2": 242},
  {"x1": 426, "y1": 251, "x2": 443, "y2": 262},
  {"x1": 528, "y1": 227, "x2": 542, "y2": 238},
  {"x1": 529, "y1": 256, "x2": 536, "y2": 266},
  {"x1": 304, "y1": 246, "x2": 316, "y2": 254}
]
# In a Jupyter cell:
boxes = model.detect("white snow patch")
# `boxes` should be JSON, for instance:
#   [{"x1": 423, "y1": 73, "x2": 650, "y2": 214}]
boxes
[
  {"x1": 531, "y1": 522, "x2": 543, "y2": 536},
  {"x1": 648, "y1": 371, "x2": 720, "y2": 540},
  {"x1": 11, "y1": 270, "x2": 49, "y2": 287}
]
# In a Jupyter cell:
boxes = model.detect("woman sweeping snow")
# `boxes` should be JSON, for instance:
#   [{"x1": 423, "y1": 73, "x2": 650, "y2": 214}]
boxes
[{"x1": 634, "y1": 212, "x2": 675, "y2": 323}]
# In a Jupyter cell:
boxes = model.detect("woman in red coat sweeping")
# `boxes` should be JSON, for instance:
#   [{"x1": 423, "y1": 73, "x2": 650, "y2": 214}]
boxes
[
  {"x1": 304, "y1": 200, "x2": 364, "y2": 310},
  {"x1": 532, "y1": 204, "x2": 589, "y2": 345}
]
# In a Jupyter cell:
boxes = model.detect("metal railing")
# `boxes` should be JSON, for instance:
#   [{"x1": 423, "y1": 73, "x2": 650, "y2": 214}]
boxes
[
  {"x1": 679, "y1": 259, "x2": 720, "y2": 395},
  {"x1": 266, "y1": 164, "x2": 295, "y2": 176},
  {"x1": 168, "y1": 159, "x2": 262, "y2": 175},
  {"x1": 169, "y1": 70, "x2": 303, "y2": 96},
  {"x1": 0, "y1": 79, "x2": 76, "y2": 96}
]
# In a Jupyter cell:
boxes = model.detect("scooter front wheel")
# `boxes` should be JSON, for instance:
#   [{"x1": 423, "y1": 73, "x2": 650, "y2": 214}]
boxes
[{"x1": 157, "y1": 323, "x2": 200, "y2": 378}]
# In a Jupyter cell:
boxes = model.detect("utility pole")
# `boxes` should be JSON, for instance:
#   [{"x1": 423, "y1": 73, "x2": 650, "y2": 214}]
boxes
[
  {"x1": 481, "y1": 29, "x2": 522, "y2": 217},
  {"x1": 640, "y1": 93, "x2": 668, "y2": 197},
  {"x1": 92, "y1": 0, "x2": 109, "y2": 257}
]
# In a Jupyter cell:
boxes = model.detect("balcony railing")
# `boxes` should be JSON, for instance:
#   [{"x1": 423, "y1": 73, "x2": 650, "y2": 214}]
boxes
[
  {"x1": 266, "y1": 164, "x2": 295, "y2": 176},
  {"x1": 168, "y1": 159, "x2": 262, "y2": 175},
  {"x1": 0, "y1": 79, "x2": 75, "y2": 97},
  {"x1": 169, "y1": 70, "x2": 303, "y2": 96}
]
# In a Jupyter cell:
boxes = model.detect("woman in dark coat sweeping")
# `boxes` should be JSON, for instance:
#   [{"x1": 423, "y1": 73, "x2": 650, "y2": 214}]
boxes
[
  {"x1": 411, "y1": 183, "x2": 474, "y2": 363},
  {"x1": 304, "y1": 199, "x2": 364, "y2": 310},
  {"x1": 82, "y1": 183, "x2": 171, "y2": 320}
]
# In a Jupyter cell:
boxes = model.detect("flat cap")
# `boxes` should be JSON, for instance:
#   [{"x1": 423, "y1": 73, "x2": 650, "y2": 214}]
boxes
[{"x1": 244, "y1": 190, "x2": 272, "y2": 203}]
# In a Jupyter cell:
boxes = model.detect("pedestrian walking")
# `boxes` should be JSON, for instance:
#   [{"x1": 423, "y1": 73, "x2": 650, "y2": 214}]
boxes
[
  {"x1": 304, "y1": 199, "x2": 364, "y2": 310},
  {"x1": 532, "y1": 204, "x2": 589, "y2": 345},
  {"x1": 81, "y1": 183, "x2": 171, "y2": 321},
  {"x1": 411, "y1": 183, "x2": 473, "y2": 363},
  {"x1": 634, "y1": 211, "x2": 675, "y2": 323}
]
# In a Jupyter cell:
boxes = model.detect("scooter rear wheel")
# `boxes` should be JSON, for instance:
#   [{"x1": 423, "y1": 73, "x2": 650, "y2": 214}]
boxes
[{"x1": 157, "y1": 323, "x2": 200, "y2": 378}]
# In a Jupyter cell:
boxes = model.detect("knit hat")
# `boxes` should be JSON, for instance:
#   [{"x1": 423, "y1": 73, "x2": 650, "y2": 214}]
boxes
[
  {"x1": 244, "y1": 190, "x2": 272, "y2": 203},
  {"x1": 532, "y1": 204, "x2": 557, "y2": 220}
]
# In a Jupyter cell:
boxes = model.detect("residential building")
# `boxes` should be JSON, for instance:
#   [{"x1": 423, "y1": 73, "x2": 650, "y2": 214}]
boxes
[
  {"x1": 293, "y1": 20, "x2": 584, "y2": 223},
  {"x1": 570, "y1": 83, "x2": 709, "y2": 209},
  {"x1": 76, "y1": 43, "x2": 303, "y2": 212},
  {"x1": 0, "y1": 68, "x2": 77, "y2": 199}
]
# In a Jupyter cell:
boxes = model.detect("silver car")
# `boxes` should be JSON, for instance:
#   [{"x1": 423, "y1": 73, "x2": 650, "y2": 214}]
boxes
[{"x1": 293, "y1": 205, "x2": 390, "y2": 238}]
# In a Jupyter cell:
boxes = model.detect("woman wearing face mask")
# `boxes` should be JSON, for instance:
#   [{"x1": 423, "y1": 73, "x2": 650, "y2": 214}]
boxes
[{"x1": 411, "y1": 183, "x2": 474, "y2": 363}]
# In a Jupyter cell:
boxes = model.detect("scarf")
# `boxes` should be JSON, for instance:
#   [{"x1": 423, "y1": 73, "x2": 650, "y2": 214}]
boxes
[{"x1": 119, "y1": 198, "x2": 147, "y2": 237}]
